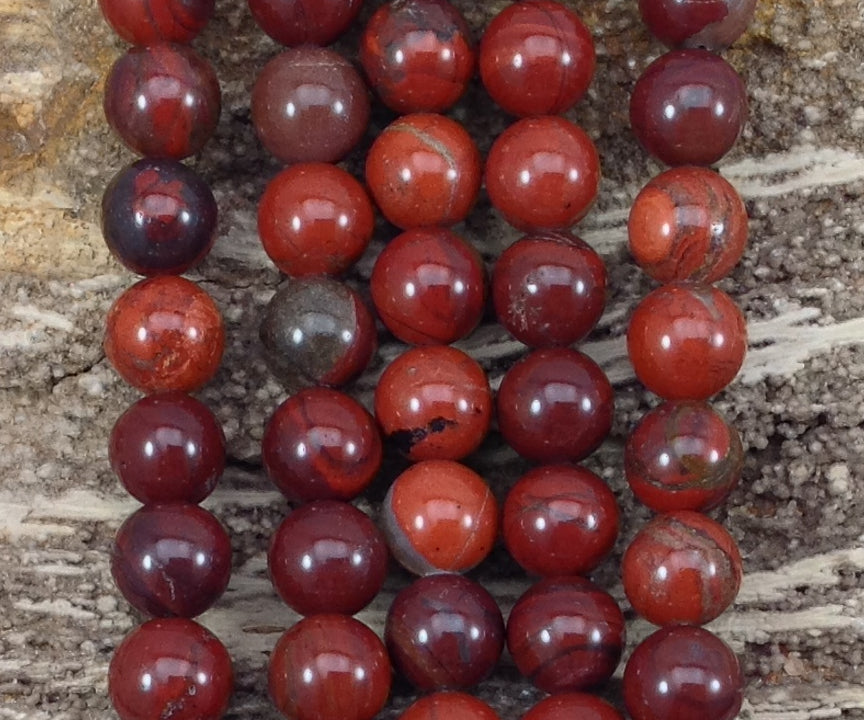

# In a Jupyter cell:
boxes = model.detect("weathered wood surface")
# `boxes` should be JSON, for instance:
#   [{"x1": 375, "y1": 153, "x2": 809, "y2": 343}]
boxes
[{"x1": 1, "y1": 0, "x2": 864, "y2": 718}]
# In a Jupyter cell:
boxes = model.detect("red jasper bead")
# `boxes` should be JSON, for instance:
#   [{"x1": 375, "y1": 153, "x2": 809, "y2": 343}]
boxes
[
  {"x1": 639, "y1": 0, "x2": 757, "y2": 50},
  {"x1": 252, "y1": 46, "x2": 370, "y2": 165},
  {"x1": 625, "y1": 401, "x2": 743, "y2": 512},
  {"x1": 360, "y1": 0, "x2": 475, "y2": 114},
  {"x1": 629, "y1": 166, "x2": 749, "y2": 283},
  {"x1": 386, "y1": 574, "x2": 505, "y2": 690},
  {"x1": 507, "y1": 577, "x2": 625, "y2": 693},
  {"x1": 402, "y1": 692, "x2": 501, "y2": 720},
  {"x1": 630, "y1": 50, "x2": 748, "y2": 167},
  {"x1": 523, "y1": 694, "x2": 623, "y2": 720},
  {"x1": 624, "y1": 626, "x2": 743, "y2": 720},
  {"x1": 98, "y1": 0, "x2": 215, "y2": 44},
  {"x1": 374, "y1": 346, "x2": 492, "y2": 461},
  {"x1": 623, "y1": 510, "x2": 743, "y2": 626},
  {"x1": 492, "y1": 232, "x2": 607, "y2": 347},
  {"x1": 366, "y1": 113, "x2": 482, "y2": 230},
  {"x1": 503, "y1": 465, "x2": 619, "y2": 577},
  {"x1": 104, "y1": 276, "x2": 225, "y2": 393},
  {"x1": 627, "y1": 282, "x2": 747, "y2": 401},
  {"x1": 371, "y1": 228, "x2": 486, "y2": 346},
  {"x1": 262, "y1": 388, "x2": 382, "y2": 503},
  {"x1": 268, "y1": 501, "x2": 388, "y2": 616},
  {"x1": 248, "y1": 0, "x2": 364, "y2": 47},
  {"x1": 269, "y1": 615, "x2": 391, "y2": 720},
  {"x1": 109, "y1": 618, "x2": 233, "y2": 720},
  {"x1": 258, "y1": 163, "x2": 374, "y2": 277},
  {"x1": 486, "y1": 117, "x2": 600, "y2": 232},
  {"x1": 497, "y1": 348, "x2": 613, "y2": 463},
  {"x1": 104, "y1": 43, "x2": 220, "y2": 160},
  {"x1": 382, "y1": 460, "x2": 497, "y2": 575},
  {"x1": 479, "y1": 0, "x2": 596, "y2": 117}
]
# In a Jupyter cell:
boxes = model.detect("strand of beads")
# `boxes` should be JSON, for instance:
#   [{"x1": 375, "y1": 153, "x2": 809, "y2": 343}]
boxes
[
  {"x1": 96, "y1": 2, "x2": 234, "y2": 719},
  {"x1": 622, "y1": 2, "x2": 756, "y2": 719}
]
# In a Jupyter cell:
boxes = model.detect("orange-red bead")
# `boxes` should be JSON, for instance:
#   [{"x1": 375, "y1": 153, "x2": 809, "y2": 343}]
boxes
[{"x1": 401, "y1": 692, "x2": 501, "y2": 720}]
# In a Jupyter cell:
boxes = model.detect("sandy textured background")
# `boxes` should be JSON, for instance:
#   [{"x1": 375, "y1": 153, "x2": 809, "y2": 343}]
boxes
[{"x1": 1, "y1": 0, "x2": 863, "y2": 718}]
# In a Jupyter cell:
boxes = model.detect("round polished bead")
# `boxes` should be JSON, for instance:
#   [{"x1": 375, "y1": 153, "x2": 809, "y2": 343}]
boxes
[
  {"x1": 503, "y1": 465, "x2": 619, "y2": 577},
  {"x1": 639, "y1": 0, "x2": 757, "y2": 50},
  {"x1": 360, "y1": 0, "x2": 474, "y2": 114},
  {"x1": 371, "y1": 228, "x2": 486, "y2": 346},
  {"x1": 479, "y1": 0, "x2": 595, "y2": 117},
  {"x1": 486, "y1": 117, "x2": 600, "y2": 232},
  {"x1": 492, "y1": 232, "x2": 606, "y2": 347},
  {"x1": 624, "y1": 626, "x2": 743, "y2": 720},
  {"x1": 102, "y1": 159, "x2": 217, "y2": 276},
  {"x1": 523, "y1": 694, "x2": 623, "y2": 720},
  {"x1": 629, "y1": 167, "x2": 748, "y2": 283},
  {"x1": 258, "y1": 163, "x2": 374, "y2": 277},
  {"x1": 109, "y1": 618, "x2": 233, "y2": 720},
  {"x1": 110, "y1": 393, "x2": 225, "y2": 504},
  {"x1": 104, "y1": 43, "x2": 220, "y2": 160},
  {"x1": 269, "y1": 615, "x2": 391, "y2": 720},
  {"x1": 507, "y1": 577, "x2": 625, "y2": 693},
  {"x1": 630, "y1": 50, "x2": 748, "y2": 167},
  {"x1": 98, "y1": 0, "x2": 215, "y2": 44},
  {"x1": 627, "y1": 283, "x2": 747, "y2": 400},
  {"x1": 252, "y1": 46, "x2": 370, "y2": 165},
  {"x1": 402, "y1": 692, "x2": 501, "y2": 720},
  {"x1": 374, "y1": 346, "x2": 492, "y2": 461},
  {"x1": 269, "y1": 501, "x2": 388, "y2": 616},
  {"x1": 497, "y1": 348, "x2": 613, "y2": 463},
  {"x1": 260, "y1": 277, "x2": 377, "y2": 388},
  {"x1": 104, "y1": 276, "x2": 225, "y2": 393},
  {"x1": 248, "y1": 0, "x2": 364, "y2": 47},
  {"x1": 623, "y1": 511, "x2": 742, "y2": 626},
  {"x1": 262, "y1": 388, "x2": 381, "y2": 503},
  {"x1": 382, "y1": 460, "x2": 497, "y2": 575},
  {"x1": 386, "y1": 574, "x2": 504, "y2": 690},
  {"x1": 366, "y1": 113, "x2": 482, "y2": 230},
  {"x1": 626, "y1": 401, "x2": 743, "y2": 512}
]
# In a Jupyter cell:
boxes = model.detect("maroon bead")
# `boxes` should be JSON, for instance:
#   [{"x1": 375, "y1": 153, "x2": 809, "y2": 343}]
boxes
[
  {"x1": 492, "y1": 232, "x2": 606, "y2": 347},
  {"x1": 268, "y1": 501, "x2": 388, "y2": 616},
  {"x1": 109, "y1": 618, "x2": 233, "y2": 720},
  {"x1": 507, "y1": 577, "x2": 625, "y2": 693},
  {"x1": 98, "y1": 0, "x2": 215, "y2": 44},
  {"x1": 262, "y1": 388, "x2": 382, "y2": 503},
  {"x1": 503, "y1": 465, "x2": 619, "y2": 577},
  {"x1": 371, "y1": 228, "x2": 486, "y2": 346},
  {"x1": 110, "y1": 392, "x2": 225, "y2": 505},
  {"x1": 386, "y1": 574, "x2": 504, "y2": 691},
  {"x1": 523, "y1": 694, "x2": 623, "y2": 720},
  {"x1": 639, "y1": 0, "x2": 757, "y2": 50},
  {"x1": 104, "y1": 43, "x2": 220, "y2": 160},
  {"x1": 625, "y1": 401, "x2": 743, "y2": 512},
  {"x1": 402, "y1": 692, "x2": 501, "y2": 720},
  {"x1": 248, "y1": 0, "x2": 364, "y2": 47},
  {"x1": 497, "y1": 348, "x2": 613, "y2": 463},
  {"x1": 252, "y1": 46, "x2": 370, "y2": 165},
  {"x1": 624, "y1": 626, "x2": 743, "y2": 720},
  {"x1": 630, "y1": 50, "x2": 747, "y2": 167}
]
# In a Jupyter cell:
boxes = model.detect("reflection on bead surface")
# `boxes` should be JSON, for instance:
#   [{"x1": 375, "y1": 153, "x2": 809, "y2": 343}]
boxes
[
  {"x1": 479, "y1": 0, "x2": 595, "y2": 117},
  {"x1": 627, "y1": 283, "x2": 747, "y2": 400},
  {"x1": 401, "y1": 692, "x2": 501, "y2": 720},
  {"x1": 386, "y1": 574, "x2": 504, "y2": 690},
  {"x1": 626, "y1": 401, "x2": 743, "y2": 512},
  {"x1": 624, "y1": 626, "x2": 743, "y2": 720},
  {"x1": 109, "y1": 618, "x2": 232, "y2": 720},
  {"x1": 639, "y1": 0, "x2": 757, "y2": 50},
  {"x1": 248, "y1": 0, "x2": 364, "y2": 47},
  {"x1": 523, "y1": 694, "x2": 623, "y2": 720},
  {"x1": 382, "y1": 460, "x2": 497, "y2": 575},
  {"x1": 98, "y1": 0, "x2": 215, "y2": 44}
]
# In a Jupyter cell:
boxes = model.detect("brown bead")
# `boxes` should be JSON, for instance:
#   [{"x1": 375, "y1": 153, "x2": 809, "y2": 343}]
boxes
[
  {"x1": 639, "y1": 0, "x2": 757, "y2": 50},
  {"x1": 98, "y1": 0, "x2": 215, "y2": 45},
  {"x1": 248, "y1": 0, "x2": 364, "y2": 47}
]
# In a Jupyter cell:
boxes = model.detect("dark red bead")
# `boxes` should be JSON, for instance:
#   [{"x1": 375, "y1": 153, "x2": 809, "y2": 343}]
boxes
[
  {"x1": 269, "y1": 615, "x2": 391, "y2": 720},
  {"x1": 479, "y1": 0, "x2": 595, "y2": 117},
  {"x1": 507, "y1": 577, "x2": 625, "y2": 693},
  {"x1": 98, "y1": 0, "x2": 215, "y2": 44},
  {"x1": 492, "y1": 232, "x2": 606, "y2": 347},
  {"x1": 639, "y1": 0, "x2": 757, "y2": 50},
  {"x1": 630, "y1": 50, "x2": 748, "y2": 167},
  {"x1": 104, "y1": 43, "x2": 220, "y2": 160},
  {"x1": 109, "y1": 618, "x2": 233, "y2": 720},
  {"x1": 624, "y1": 626, "x2": 743, "y2": 720},
  {"x1": 402, "y1": 692, "x2": 501, "y2": 720},
  {"x1": 523, "y1": 694, "x2": 623, "y2": 720},
  {"x1": 386, "y1": 574, "x2": 504, "y2": 691},
  {"x1": 262, "y1": 388, "x2": 382, "y2": 503},
  {"x1": 497, "y1": 348, "x2": 613, "y2": 463},
  {"x1": 110, "y1": 392, "x2": 225, "y2": 505},
  {"x1": 371, "y1": 228, "x2": 486, "y2": 346},
  {"x1": 248, "y1": 0, "x2": 364, "y2": 47},
  {"x1": 627, "y1": 283, "x2": 747, "y2": 401},
  {"x1": 503, "y1": 465, "x2": 619, "y2": 577},
  {"x1": 625, "y1": 401, "x2": 743, "y2": 512}
]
